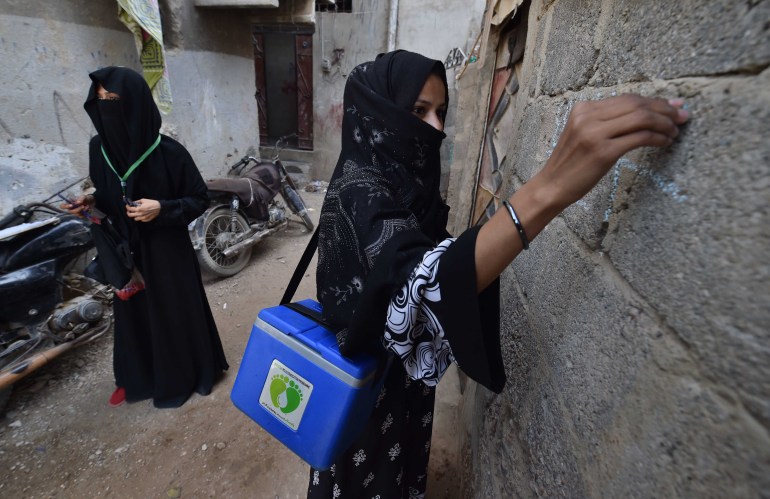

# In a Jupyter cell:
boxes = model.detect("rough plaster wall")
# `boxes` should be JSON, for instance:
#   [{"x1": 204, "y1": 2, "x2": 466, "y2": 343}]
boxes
[
  {"x1": 163, "y1": 51, "x2": 258, "y2": 178},
  {"x1": 396, "y1": 0, "x2": 487, "y2": 63},
  {"x1": 447, "y1": 0, "x2": 770, "y2": 497},
  {"x1": 0, "y1": 11, "x2": 139, "y2": 215},
  {"x1": 310, "y1": 0, "x2": 487, "y2": 182},
  {"x1": 0, "y1": 0, "x2": 258, "y2": 214},
  {"x1": 310, "y1": 0, "x2": 390, "y2": 181}
]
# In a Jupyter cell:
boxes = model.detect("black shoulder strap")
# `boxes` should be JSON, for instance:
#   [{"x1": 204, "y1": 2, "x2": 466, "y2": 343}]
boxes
[
  {"x1": 280, "y1": 227, "x2": 318, "y2": 305},
  {"x1": 282, "y1": 227, "x2": 394, "y2": 378},
  {"x1": 280, "y1": 228, "x2": 344, "y2": 331}
]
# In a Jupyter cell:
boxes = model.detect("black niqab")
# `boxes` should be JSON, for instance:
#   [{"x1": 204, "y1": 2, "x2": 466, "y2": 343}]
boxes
[{"x1": 84, "y1": 66, "x2": 161, "y2": 173}]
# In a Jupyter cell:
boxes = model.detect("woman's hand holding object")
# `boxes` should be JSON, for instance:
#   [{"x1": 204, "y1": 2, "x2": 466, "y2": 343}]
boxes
[
  {"x1": 475, "y1": 95, "x2": 689, "y2": 291},
  {"x1": 126, "y1": 199, "x2": 161, "y2": 222},
  {"x1": 60, "y1": 194, "x2": 95, "y2": 216},
  {"x1": 535, "y1": 95, "x2": 690, "y2": 212}
]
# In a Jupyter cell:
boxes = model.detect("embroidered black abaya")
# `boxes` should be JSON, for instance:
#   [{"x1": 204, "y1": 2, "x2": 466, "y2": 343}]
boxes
[
  {"x1": 84, "y1": 67, "x2": 228, "y2": 408},
  {"x1": 308, "y1": 51, "x2": 505, "y2": 499}
]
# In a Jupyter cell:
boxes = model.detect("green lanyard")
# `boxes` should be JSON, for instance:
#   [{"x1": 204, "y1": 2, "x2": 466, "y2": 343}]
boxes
[{"x1": 100, "y1": 135, "x2": 161, "y2": 197}]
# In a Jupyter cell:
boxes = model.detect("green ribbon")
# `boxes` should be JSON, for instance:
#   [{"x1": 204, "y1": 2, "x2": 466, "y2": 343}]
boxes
[{"x1": 101, "y1": 135, "x2": 161, "y2": 196}]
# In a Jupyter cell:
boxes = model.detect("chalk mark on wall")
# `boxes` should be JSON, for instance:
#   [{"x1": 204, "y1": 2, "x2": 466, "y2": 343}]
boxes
[
  {"x1": 53, "y1": 91, "x2": 92, "y2": 146},
  {"x1": 552, "y1": 97, "x2": 687, "y2": 222},
  {"x1": 603, "y1": 158, "x2": 688, "y2": 222}
]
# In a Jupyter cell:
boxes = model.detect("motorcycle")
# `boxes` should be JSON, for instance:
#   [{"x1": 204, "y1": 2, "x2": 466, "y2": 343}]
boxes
[
  {"x1": 0, "y1": 182, "x2": 113, "y2": 412},
  {"x1": 189, "y1": 134, "x2": 314, "y2": 278}
]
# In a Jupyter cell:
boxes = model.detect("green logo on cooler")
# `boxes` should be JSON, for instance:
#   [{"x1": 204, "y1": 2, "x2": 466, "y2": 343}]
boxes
[
  {"x1": 260, "y1": 359, "x2": 312, "y2": 430},
  {"x1": 269, "y1": 374, "x2": 304, "y2": 413}
]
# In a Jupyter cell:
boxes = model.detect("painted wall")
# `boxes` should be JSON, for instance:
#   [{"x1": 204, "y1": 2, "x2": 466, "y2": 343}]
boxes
[
  {"x1": 0, "y1": 0, "x2": 260, "y2": 215},
  {"x1": 446, "y1": 0, "x2": 770, "y2": 496}
]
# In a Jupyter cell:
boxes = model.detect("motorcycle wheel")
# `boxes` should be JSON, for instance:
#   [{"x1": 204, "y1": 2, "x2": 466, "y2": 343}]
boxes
[
  {"x1": 283, "y1": 187, "x2": 314, "y2": 231},
  {"x1": 196, "y1": 208, "x2": 253, "y2": 277}
]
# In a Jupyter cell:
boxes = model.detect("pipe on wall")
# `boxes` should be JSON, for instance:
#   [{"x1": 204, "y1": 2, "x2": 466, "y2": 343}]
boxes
[{"x1": 387, "y1": 0, "x2": 399, "y2": 52}]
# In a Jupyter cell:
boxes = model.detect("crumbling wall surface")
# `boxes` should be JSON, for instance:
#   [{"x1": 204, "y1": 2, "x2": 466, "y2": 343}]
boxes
[
  {"x1": 0, "y1": 0, "x2": 258, "y2": 214},
  {"x1": 0, "y1": 1, "x2": 135, "y2": 215},
  {"x1": 448, "y1": 0, "x2": 770, "y2": 497}
]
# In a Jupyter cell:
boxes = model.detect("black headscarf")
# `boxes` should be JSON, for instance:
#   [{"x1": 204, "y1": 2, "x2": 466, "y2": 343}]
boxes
[
  {"x1": 82, "y1": 67, "x2": 199, "y2": 244},
  {"x1": 316, "y1": 50, "x2": 451, "y2": 355},
  {"x1": 84, "y1": 67, "x2": 161, "y2": 174}
]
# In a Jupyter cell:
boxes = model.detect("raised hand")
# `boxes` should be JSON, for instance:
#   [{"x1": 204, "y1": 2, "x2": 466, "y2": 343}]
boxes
[
  {"x1": 538, "y1": 95, "x2": 689, "y2": 211},
  {"x1": 475, "y1": 94, "x2": 689, "y2": 291}
]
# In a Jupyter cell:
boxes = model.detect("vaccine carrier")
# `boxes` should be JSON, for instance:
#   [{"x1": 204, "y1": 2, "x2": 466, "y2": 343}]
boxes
[{"x1": 231, "y1": 299, "x2": 385, "y2": 470}]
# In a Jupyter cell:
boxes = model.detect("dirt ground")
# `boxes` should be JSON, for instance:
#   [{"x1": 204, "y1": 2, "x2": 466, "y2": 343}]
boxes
[{"x1": 0, "y1": 188, "x2": 462, "y2": 499}]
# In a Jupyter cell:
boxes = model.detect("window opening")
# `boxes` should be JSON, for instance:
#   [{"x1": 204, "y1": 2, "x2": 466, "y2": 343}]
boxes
[{"x1": 316, "y1": 0, "x2": 352, "y2": 13}]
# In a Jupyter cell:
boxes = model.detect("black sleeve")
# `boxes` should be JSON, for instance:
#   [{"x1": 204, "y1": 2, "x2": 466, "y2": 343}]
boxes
[
  {"x1": 433, "y1": 225, "x2": 505, "y2": 394},
  {"x1": 153, "y1": 145, "x2": 209, "y2": 228}
]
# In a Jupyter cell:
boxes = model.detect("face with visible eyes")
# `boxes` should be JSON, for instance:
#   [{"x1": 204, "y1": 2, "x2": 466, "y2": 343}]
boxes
[
  {"x1": 96, "y1": 83, "x2": 121, "y2": 101},
  {"x1": 411, "y1": 74, "x2": 447, "y2": 132}
]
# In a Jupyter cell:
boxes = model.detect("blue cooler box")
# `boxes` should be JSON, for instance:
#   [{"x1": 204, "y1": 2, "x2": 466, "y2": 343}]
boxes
[{"x1": 231, "y1": 299, "x2": 382, "y2": 470}]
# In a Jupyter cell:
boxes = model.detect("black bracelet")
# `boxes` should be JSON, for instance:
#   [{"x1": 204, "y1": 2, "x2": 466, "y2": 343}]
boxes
[{"x1": 502, "y1": 200, "x2": 529, "y2": 250}]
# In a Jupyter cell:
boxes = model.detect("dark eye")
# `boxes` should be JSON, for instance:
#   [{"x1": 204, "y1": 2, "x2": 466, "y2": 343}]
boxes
[
  {"x1": 438, "y1": 110, "x2": 447, "y2": 122},
  {"x1": 412, "y1": 106, "x2": 425, "y2": 116}
]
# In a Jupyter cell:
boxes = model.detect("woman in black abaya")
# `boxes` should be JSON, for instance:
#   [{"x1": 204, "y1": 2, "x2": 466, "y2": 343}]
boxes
[
  {"x1": 307, "y1": 51, "x2": 689, "y2": 498},
  {"x1": 68, "y1": 66, "x2": 228, "y2": 409}
]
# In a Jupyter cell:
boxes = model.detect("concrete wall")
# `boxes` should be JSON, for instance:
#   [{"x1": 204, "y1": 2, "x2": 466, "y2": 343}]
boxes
[
  {"x1": 308, "y1": 0, "x2": 389, "y2": 180},
  {"x1": 448, "y1": 0, "x2": 770, "y2": 497},
  {"x1": 308, "y1": 0, "x2": 487, "y2": 182},
  {"x1": 0, "y1": 0, "x2": 260, "y2": 214}
]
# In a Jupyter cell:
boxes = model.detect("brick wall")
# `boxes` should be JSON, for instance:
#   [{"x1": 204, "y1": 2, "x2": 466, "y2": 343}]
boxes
[{"x1": 447, "y1": 1, "x2": 770, "y2": 496}]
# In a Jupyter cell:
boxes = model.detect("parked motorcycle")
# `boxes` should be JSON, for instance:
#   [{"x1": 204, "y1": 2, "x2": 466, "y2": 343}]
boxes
[
  {"x1": 0, "y1": 184, "x2": 113, "y2": 411},
  {"x1": 189, "y1": 134, "x2": 314, "y2": 278}
]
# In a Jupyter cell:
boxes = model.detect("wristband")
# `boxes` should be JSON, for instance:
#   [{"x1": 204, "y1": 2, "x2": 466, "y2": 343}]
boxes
[{"x1": 502, "y1": 200, "x2": 529, "y2": 250}]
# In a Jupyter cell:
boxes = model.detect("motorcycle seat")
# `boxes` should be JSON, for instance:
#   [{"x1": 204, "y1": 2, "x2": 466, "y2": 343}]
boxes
[{"x1": 205, "y1": 178, "x2": 255, "y2": 204}]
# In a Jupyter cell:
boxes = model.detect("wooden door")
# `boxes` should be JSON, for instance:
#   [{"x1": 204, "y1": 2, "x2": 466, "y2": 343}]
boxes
[
  {"x1": 252, "y1": 33, "x2": 269, "y2": 144},
  {"x1": 295, "y1": 34, "x2": 313, "y2": 150}
]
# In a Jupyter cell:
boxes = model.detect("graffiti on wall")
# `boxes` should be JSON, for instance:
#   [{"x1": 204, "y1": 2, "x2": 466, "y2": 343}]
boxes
[{"x1": 444, "y1": 48, "x2": 467, "y2": 69}]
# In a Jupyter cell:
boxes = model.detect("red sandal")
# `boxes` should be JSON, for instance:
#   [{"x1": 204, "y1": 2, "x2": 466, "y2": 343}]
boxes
[{"x1": 109, "y1": 387, "x2": 126, "y2": 407}]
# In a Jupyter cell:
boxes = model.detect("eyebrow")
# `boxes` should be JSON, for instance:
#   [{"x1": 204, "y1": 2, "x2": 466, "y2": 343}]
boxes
[{"x1": 414, "y1": 98, "x2": 447, "y2": 108}]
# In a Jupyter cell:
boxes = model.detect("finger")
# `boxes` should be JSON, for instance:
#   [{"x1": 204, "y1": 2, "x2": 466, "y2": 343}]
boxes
[
  {"x1": 606, "y1": 130, "x2": 676, "y2": 159},
  {"x1": 598, "y1": 107, "x2": 681, "y2": 141},
  {"x1": 576, "y1": 95, "x2": 681, "y2": 124},
  {"x1": 667, "y1": 100, "x2": 690, "y2": 124}
]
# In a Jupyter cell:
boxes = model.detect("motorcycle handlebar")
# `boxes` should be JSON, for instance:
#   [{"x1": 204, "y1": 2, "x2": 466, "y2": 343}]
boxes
[
  {"x1": 229, "y1": 156, "x2": 262, "y2": 174},
  {"x1": 229, "y1": 158, "x2": 248, "y2": 171},
  {"x1": 272, "y1": 134, "x2": 298, "y2": 160}
]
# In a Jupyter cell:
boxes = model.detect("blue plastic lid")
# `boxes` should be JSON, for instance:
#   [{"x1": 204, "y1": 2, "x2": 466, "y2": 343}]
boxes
[{"x1": 258, "y1": 300, "x2": 379, "y2": 380}]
